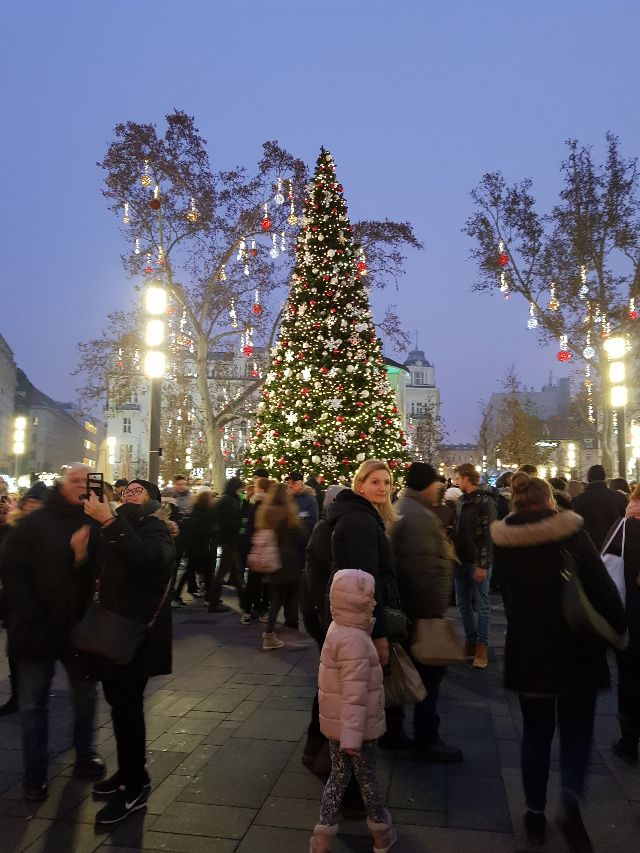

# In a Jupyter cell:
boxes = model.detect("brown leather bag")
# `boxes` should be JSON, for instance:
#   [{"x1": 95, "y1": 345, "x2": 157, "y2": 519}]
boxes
[{"x1": 411, "y1": 618, "x2": 466, "y2": 666}]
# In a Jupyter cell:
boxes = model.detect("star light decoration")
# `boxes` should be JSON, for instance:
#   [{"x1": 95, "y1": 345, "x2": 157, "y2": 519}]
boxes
[{"x1": 245, "y1": 147, "x2": 410, "y2": 482}]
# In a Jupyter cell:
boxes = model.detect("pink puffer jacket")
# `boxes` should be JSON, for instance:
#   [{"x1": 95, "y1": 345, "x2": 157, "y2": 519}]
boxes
[{"x1": 318, "y1": 569, "x2": 386, "y2": 750}]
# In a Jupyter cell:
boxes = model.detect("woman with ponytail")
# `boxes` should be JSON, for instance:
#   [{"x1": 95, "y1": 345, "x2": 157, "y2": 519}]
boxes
[{"x1": 491, "y1": 472, "x2": 625, "y2": 851}]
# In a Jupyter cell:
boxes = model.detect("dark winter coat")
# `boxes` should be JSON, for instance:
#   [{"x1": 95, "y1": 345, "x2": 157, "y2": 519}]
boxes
[
  {"x1": 602, "y1": 516, "x2": 640, "y2": 652},
  {"x1": 552, "y1": 488, "x2": 573, "y2": 512},
  {"x1": 492, "y1": 509, "x2": 626, "y2": 694},
  {"x1": 326, "y1": 489, "x2": 399, "y2": 640},
  {"x1": 302, "y1": 518, "x2": 333, "y2": 644},
  {"x1": 182, "y1": 505, "x2": 217, "y2": 559},
  {"x1": 305, "y1": 477, "x2": 325, "y2": 516},
  {"x1": 266, "y1": 523, "x2": 305, "y2": 586},
  {"x1": 390, "y1": 489, "x2": 452, "y2": 622},
  {"x1": 454, "y1": 486, "x2": 498, "y2": 569},
  {"x1": 572, "y1": 480, "x2": 628, "y2": 552},
  {"x1": 431, "y1": 503, "x2": 455, "y2": 544},
  {"x1": 85, "y1": 502, "x2": 175, "y2": 681},
  {"x1": 215, "y1": 487, "x2": 243, "y2": 545},
  {"x1": 294, "y1": 486, "x2": 319, "y2": 541},
  {"x1": 239, "y1": 495, "x2": 266, "y2": 566},
  {"x1": 0, "y1": 486, "x2": 99, "y2": 660}
]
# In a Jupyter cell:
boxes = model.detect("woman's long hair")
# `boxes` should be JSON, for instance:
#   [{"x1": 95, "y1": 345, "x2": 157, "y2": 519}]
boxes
[
  {"x1": 352, "y1": 459, "x2": 397, "y2": 523},
  {"x1": 510, "y1": 471, "x2": 555, "y2": 512},
  {"x1": 255, "y1": 482, "x2": 299, "y2": 532},
  {"x1": 192, "y1": 489, "x2": 215, "y2": 512}
]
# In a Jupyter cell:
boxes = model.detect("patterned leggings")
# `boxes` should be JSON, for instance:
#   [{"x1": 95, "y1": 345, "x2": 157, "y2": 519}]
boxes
[{"x1": 319, "y1": 739, "x2": 386, "y2": 826}]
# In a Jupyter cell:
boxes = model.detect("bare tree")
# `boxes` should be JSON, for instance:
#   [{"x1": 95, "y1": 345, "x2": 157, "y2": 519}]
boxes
[
  {"x1": 464, "y1": 134, "x2": 640, "y2": 471},
  {"x1": 410, "y1": 401, "x2": 444, "y2": 465}
]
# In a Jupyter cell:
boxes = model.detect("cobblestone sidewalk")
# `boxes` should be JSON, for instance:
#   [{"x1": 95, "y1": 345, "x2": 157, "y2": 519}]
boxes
[{"x1": 0, "y1": 595, "x2": 638, "y2": 853}]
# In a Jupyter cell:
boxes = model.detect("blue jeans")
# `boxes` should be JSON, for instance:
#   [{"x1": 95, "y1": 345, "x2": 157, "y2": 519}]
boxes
[
  {"x1": 18, "y1": 657, "x2": 98, "y2": 783},
  {"x1": 454, "y1": 562, "x2": 492, "y2": 646},
  {"x1": 386, "y1": 659, "x2": 446, "y2": 746}
]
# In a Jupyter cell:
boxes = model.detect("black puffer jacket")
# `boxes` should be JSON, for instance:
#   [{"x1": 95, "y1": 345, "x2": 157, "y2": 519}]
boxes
[
  {"x1": 182, "y1": 505, "x2": 217, "y2": 559},
  {"x1": 326, "y1": 489, "x2": 399, "y2": 640},
  {"x1": 492, "y1": 509, "x2": 626, "y2": 694},
  {"x1": 84, "y1": 502, "x2": 175, "y2": 681},
  {"x1": 572, "y1": 480, "x2": 628, "y2": 551},
  {"x1": 302, "y1": 519, "x2": 333, "y2": 644},
  {"x1": 215, "y1": 480, "x2": 243, "y2": 545},
  {"x1": 0, "y1": 486, "x2": 98, "y2": 660}
]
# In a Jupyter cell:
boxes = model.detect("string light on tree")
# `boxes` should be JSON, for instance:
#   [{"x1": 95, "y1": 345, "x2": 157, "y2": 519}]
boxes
[
  {"x1": 123, "y1": 202, "x2": 130, "y2": 224},
  {"x1": 630, "y1": 297, "x2": 637, "y2": 319},
  {"x1": 579, "y1": 265, "x2": 589, "y2": 299},
  {"x1": 548, "y1": 283, "x2": 559, "y2": 312},
  {"x1": 526, "y1": 302, "x2": 538, "y2": 329},
  {"x1": 187, "y1": 197, "x2": 198, "y2": 222},
  {"x1": 270, "y1": 234, "x2": 279, "y2": 258},
  {"x1": 557, "y1": 334, "x2": 571, "y2": 362},
  {"x1": 274, "y1": 178, "x2": 284, "y2": 205},
  {"x1": 287, "y1": 180, "x2": 298, "y2": 225},
  {"x1": 140, "y1": 161, "x2": 152, "y2": 188},
  {"x1": 583, "y1": 330, "x2": 595, "y2": 360}
]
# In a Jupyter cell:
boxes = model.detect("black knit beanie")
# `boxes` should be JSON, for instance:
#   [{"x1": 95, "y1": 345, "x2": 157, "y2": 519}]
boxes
[{"x1": 406, "y1": 462, "x2": 438, "y2": 492}]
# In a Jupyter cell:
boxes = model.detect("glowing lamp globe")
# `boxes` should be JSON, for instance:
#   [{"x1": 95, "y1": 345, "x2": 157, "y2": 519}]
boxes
[{"x1": 557, "y1": 351, "x2": 571, "y2": 362}]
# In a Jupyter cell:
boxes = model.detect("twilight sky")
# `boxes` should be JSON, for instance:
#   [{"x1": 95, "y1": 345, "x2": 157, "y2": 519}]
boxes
[{"x1": 1, "y1": 1, "x2": 638, "y2": 442}]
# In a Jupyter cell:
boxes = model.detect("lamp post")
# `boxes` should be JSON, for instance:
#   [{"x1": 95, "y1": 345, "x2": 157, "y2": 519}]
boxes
[
  {"x1": 145, "y1": 282, "x2": 166, "y2": 484},
  {"x1": 13, "y1": 416, "x2": 26, "y2": 482},
  {"x1": 605, "y1": 337, "x2": 626, "y2": 477},
  {"x1": 631, "y1": 423, "x2": 640, "y2": 481},
  {"x1": 107, "y1": 436, "x2": 116, "y2": 480}
]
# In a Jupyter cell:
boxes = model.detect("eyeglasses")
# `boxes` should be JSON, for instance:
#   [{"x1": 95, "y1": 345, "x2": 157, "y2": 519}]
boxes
[{"x1": 123, "y1": 486, "x2": 144, "y2": 498}]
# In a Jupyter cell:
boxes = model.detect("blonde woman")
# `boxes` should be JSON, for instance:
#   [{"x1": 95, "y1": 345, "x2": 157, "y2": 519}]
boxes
[{"x1": 326, "y1": 460, "x2": 400, "y2": 673}]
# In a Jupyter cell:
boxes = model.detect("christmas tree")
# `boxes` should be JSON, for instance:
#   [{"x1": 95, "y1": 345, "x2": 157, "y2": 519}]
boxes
[{"x1": 246, "y1": 147, "x2": 410, "y2": 483}]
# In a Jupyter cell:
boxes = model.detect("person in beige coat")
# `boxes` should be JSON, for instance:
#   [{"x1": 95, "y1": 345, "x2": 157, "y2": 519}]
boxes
[{"x1": 311, "y1": 569, "x2": 396, "y2": 853}]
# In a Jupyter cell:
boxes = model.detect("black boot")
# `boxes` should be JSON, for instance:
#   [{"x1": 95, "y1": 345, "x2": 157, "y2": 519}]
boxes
[
  {"x1": 524, "y1": 811, "x2": 546, "y2": 845},
  {"x1": 555, "y1": 791, "x2": 593, "y2": 853},
  {"x1": 0, "y1": 664, "x2": 18, "y2": 716},
  {"x1": 0, "y1": 695, "x2": 18, "y2": 716}
]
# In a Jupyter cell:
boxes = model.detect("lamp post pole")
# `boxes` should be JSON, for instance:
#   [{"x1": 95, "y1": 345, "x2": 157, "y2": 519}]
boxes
[
  {"x1": 145, "y1": 280, "x2": 167, "y2": 485},
  {"x1": 605, "y1": 337, "x2": 627, "y2": 478},
  {"x1": 13, "y1": 416, "x2": 26, "y2": 484},
  {"x1": 617, "y1": 406, "x2": 626, "y2": 477}
]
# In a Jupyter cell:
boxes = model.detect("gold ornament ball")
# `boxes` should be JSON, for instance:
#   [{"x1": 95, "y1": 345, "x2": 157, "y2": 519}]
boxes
[
  {"x1": 548, "y1": 298, "x2": 559, "y2": 311},
  {"x1": 287, "y1": 214, "x2": 298, "y2": 226},
  {"x1": 218, "y1": 271, "x2": 227, "y2": 281},
  {"x1": 187, "y1": 210, "x2": 198, "y2": 222},
  {"x1": 123, "y1": 216, "x2": 130, "y2": 224},
  {"x1": 140, "y1": 174, "x2": 152, "y2": 188}
]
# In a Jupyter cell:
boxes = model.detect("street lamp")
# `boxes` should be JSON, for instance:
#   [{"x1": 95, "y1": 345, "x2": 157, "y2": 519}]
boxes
[
  {"x1": 145, "y1": 282, "x2": 166, "y2": 484},
  {"x1": 605, "y1": 337, "x2": 626, "y2": 476},
  {"x1": 13, "y1": 416, "x2": 26, "y2": 480}
]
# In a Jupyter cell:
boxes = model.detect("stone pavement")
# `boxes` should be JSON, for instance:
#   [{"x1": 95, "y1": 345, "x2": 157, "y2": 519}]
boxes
[{"x1": 0, "y1": 594, "x2": 639, "y2": 853}]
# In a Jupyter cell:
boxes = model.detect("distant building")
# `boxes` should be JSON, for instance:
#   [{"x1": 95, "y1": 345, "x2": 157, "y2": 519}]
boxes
[
  {"x1": 488, "y1": 376, "x2": 571, "y2": 427},
  {"x1": 14, "y1": 370, "x2": 105, "y2": 475},
  {"x1": 383, "y1": 358, "x2": 409, "y2": 430},
  {"x1": 0, "y1": 333, "x2": 17, "y2": 475},
  {"x1": 403, "y1": 348, "x2": 440, "y2": 421},
  {"x1": 438, "y1": 443, "x2": 479, "y2": 480}
]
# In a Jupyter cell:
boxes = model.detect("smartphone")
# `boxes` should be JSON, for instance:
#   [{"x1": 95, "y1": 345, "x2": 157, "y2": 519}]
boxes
[{"x1": 87, "y1": 473, "x2": 104, "y2": 502}]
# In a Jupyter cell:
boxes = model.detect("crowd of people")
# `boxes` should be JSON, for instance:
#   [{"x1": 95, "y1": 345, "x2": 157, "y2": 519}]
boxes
[{"x1": 0, "y1": 457, "x2": 638, "y2": 853}]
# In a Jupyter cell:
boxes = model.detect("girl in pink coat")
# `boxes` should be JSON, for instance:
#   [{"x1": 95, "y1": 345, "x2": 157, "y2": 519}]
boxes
[{"x1": 310, "y1": 569, "x2": 396, "y2": 853}]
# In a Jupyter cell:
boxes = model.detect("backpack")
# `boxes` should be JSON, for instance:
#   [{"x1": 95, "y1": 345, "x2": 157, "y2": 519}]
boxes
[{"x1": 247, "y1": 528, "x2": 282, "y2": 574}]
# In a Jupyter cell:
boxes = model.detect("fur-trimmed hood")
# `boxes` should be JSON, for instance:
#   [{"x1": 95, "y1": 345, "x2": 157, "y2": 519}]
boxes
[{"x1": 491, "y1": 509, "x2": 583, "y2": 548}]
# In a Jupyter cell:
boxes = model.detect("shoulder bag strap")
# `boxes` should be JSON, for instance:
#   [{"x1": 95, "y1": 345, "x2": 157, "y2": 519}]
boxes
[
  {"x1": 601, "y1": 517, "x2": 625, "y2": 556},
  {"x1": 148, "y1": 578, "x2": 172, "y2": 627}
]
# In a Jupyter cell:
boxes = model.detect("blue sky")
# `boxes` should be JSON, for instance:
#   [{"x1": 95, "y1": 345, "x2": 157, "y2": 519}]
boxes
[{"x1": 1, "y1": 0, "x2": 638, "y2": 440}]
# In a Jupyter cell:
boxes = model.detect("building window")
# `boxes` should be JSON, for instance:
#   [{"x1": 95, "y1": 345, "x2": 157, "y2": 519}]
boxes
[
  {"x1": 584, "y1": 439, "x2": 593, "y2": 449},
  {"x1": 32, "y1": 417, "x2": 38, "y2": 426},
  {"x1": 32, "y1": 434, "x2": 37, "y2": 444},
  {"x1": 586, "y1": 454, "x2": 591, "y2": 462},
  {"x1": 84, "y1": 440, "x2": 96, "y2": 451},
  {"x1": 85, "y1": 421, "x2": 98, "y2": 435},
  {"x1": 83, "y1": 458, "x2": 96, "y2": 468},
  {"x1": 123, "y1": 418, "x2": 131, "y2": 434},
  {"x1": 414, "y1": 371, "x2": 423, "y2": 385}
]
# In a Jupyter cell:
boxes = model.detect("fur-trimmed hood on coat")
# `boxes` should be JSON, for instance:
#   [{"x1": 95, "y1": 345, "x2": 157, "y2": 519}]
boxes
[{"x1": 491, "y1": 509, "x2": 583, "y2": 548}]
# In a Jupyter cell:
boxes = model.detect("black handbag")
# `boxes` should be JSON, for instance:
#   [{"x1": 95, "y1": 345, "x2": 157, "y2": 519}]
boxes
[
  {"x1": 560, "y1": 550, "x2": 627, "y2": 651},
  {"x1": 73, "y1": 577, "x2": 170, "y2": 666},
  {"x1": 383, "y1": 606, "x2": 409, "y2": 643}
]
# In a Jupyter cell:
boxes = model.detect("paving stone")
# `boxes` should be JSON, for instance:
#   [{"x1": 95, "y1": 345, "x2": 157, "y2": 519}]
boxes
[
  {"x1": 232, "y1": 708, "x2": 310, "y2": 741},
  {"x1": 180, "y1": 738, "x2": 294, "y2": 808},
  {"x1": 102, "y1": 835, "x2": 237, "y2": 853},
  {"x1": 269, "y1": 770, "x2": 325, "y2": 800},
  {"x1": 444, "y1": 735, "x2": 503, "y2": 778},
  {"x1": 175, "y1": 743, "x2": 219, "y2": 776},
  {"x1": 254, "y1": 796, "x2": 319, "y2": 830},
  {"x1": 148, "y1": 731, "x2": 206, "y2": 753},
  {"x1": 447, "y1": 775, "x2": 512, "y2": 832},
  {"x1": 21, "y1": 818, "x2": 104, "y2": 853},
  {"x1": 226, "y1": 673, "x2": 284, "y2": 686},
  {"x1": 225, "y1": 700, "x2": 261, "y2": 722},
  {"x1": 0, "y1": 817, "x2": 52, "y2": 853},
  {"x1": 259, "y1": 695, "x2": 314, "y2": 711},
  {"x1": 169, "y1": 715, "x2": 223, "y2": 735},
  {"x1": 386, "y1": 758, "x2": 447, "y2": 812},
  {"x1": 147, "y1": 773, "x2": 194, "y2": 814},
  {"x1": 235, "y1": 825, "x2": 310, "y2": 853},
  {"x1": 245, "y1": 685, "x2": 276, "y2": 702},
  {"x1": 0, "y1": 775, "x2": 93, "y2": 820},
  {"x1": 162, "y1": 669, "x2": 233, "y2": 693},
  {"x1": 193, "y1": 686, "x2": 253, "y2": 713},
  {"x1": 152, "y1": 801, "x2": 256, "y2": 839}
]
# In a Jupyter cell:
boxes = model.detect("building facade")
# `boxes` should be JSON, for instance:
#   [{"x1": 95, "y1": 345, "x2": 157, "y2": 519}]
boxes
[
  {"x1": 15, "y1": 370, "x2": 105, "y2": 476},
  {"x1": 403, "y1": 348, "x2": 440, "y2": 420},
  {"x1": 0, "y1": 333, "x2": 17, "y2": 475}
]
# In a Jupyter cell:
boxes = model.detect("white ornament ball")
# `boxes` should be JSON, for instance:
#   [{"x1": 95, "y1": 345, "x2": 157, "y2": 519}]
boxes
[
  {"x1": 291, "y1": 440, "x2": 301, "y2": 449},
  {"x1": 312, "y1": 455, "x2": 321, "y2": 464},
  {"x1": 356, "y1": 453, "x2": 365, "y2": 462},
  {"x1": 325, "y1": 438, "x2": 331, "y2": 445},
  {"x1": 347, "y1": 430, "x2": 355, "y2": 437},
  {"x1": 295, "y1": 427, "x2": 302, "y2": 433},
  {"x1": 346, "y1": 365, "x2": 355, "y2": 373},
  {"x1": 368, "y1": 427, "x2": 375, "y2": 434},
  {"x1": 583, "y1": 346, "x2": 595, "y2": 360},
  {"x1": 384, "y1": 429, "x2": 390, "y2": 435},
  {"x1": 318, "y1": 234, "x2": 324, "y2": 242},
  {"x1": 361, "y1": 390, "x2": 370, "y2": 398},
  {"x1": 325, "y1": 154, "x2": 332, "y2": 162},
  {"x1": 527, "y1": 318, "x2": 538, "y2": 330}
]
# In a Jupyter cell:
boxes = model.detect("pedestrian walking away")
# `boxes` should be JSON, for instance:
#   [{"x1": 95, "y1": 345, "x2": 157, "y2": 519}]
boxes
[
  {"x1": 82, "y1": 477, "x2": 175, "y2": 825},
  {"x1": 572, "y1": 465, "x2": 628, "y2": 551},
  {"x1": 0, "y1": 465, "x2": 104, "y2": 801},
  {"x1": 492, "y1": 471, "x2": 626, "y2": 850},
  {"x1": 453, "y1": 462, "x2": 497, "y2": 668},
  {"x1": 208, "y1": 477, "x2": 245, "y2": 613},
  {"x1": 310, "y1": 568, "x2": 396, "y2": 853}
]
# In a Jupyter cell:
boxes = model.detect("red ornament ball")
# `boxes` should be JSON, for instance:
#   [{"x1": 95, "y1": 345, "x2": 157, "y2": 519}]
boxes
[
  {"x1": 497, "y1": 254, "x2": 508, "y2": 266},
  {"x1": 376, "y1": 413, "x2": 383, "y2": 419},
  {"x1": 391, "y1": 406, "x2": 398, "y2": 413},
  {"x1": 261, "y1": 218, "x2": 271, "y2": 230},
  {"x1": 145, "y1": 266, "x2": 152, "y2": 274},
  {"x1": 310, "y1": 300, "x2": 316, "y2": 306},
  {"x1": 356, "y1": 401, "x2": 363, "y2": 407},
  {"x1": 357, "y1": 262, "x2": 367, "y2": 272},
  {"x1": 313, "y1": 441, "x2": 321, "y2": 447},
  {"x1": 166, "y1": 306, "x2": 174, "y2": 315},
  {"x1": 252, "y1": 304, "x2": 261, "y2": 314},
  {"x1": 320, "y1": 367, "x2": 328, "y2": 374},
  {"x1": 242, "y1": 345, "x2": 253, "y2": 356},
  {"x1": 303, "y1": 414, "x2": 310, "y2": 420},
  {"x1": 359, "y1": 432, "x2": 366, "y2": 439},
  {"x1": 251, "y1": 370, "x2": 258, "y2": 377},
  {"x1": 117, "y1": 360, "x2": 123, "y2": 367},
  {"x1": 250, "y1": 249, "x2": 257, "y2": 256},
  {"x1": 150, "y1": 198, "x2": 160, "y2": 210},
  {"x1": 336, "y1": 415, "x2": 345, "y2": 423},
  {"x1": 389, "y1": 460, "x2": 398, "y2": 468},
  {"x1": 330, "y1": 308, "x2": 336, "y2": 314},
  {"x1": 277, "y1": 458, "x2": 286, "y2": 466},
  {"x1": 385, "y1": 418, "x2": 391, "y2": 425},
  {"x1": 301, "y1": 388, "x2": 308, "y2": 395},
  {"x1": 630, "y1": 311, "x2": 637, "y2": 319},
  {"x1": 272, "y1": 430, "x2": 279, "y2": 437},
  {"x1": 557, "y1": 351, "x2": 571, "y2": 362},
  {"x1": 342, "y1": 459, "x2": 350, "y2": 466},
  {"x1": 296, "y1": 352, "x2": 303, "y2": 360},
  {"x1": 337, "y1": 186, "x2": 343, "y2": 192}
]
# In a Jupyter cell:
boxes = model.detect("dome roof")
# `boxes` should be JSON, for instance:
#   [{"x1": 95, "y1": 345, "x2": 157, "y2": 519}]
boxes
[{"x1": 404, "y1": 348, "x2": 431, "y2": 367}]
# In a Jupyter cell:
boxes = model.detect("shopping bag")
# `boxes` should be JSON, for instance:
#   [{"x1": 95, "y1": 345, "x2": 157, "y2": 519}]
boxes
[
  {"x1": 601, "y1": 519, "x2": 626, "y2": 608},
  {"x1": 383, "y1": 642, "x2": 427, "y2": 708},
  {"x1": 410, "y1": 618, "x2": 466, "y2": 666}
]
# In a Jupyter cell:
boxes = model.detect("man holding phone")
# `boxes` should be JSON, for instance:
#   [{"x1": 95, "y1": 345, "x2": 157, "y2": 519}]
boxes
[{"x1": 0, "y1": 465, "x2": 104, "y2": 801}]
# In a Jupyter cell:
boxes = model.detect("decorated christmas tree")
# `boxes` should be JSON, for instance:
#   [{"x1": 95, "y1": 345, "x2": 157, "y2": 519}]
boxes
[{"x1": 246, "y1": 147, "x2": 410, "y2": 483}]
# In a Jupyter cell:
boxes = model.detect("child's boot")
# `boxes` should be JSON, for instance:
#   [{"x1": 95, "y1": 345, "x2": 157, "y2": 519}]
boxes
[
  {"x1": 367, "y1": 809, "x2": 397, "y2": 853},
  {"x1": 309, "y1": 823, "x2": 338, "y2": 853}
]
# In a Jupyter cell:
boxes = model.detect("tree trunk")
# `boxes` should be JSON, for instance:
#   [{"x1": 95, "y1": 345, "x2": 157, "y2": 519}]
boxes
[
  {"x1": 194, "y1": 334, "x2": 224, "y2": 492},
  {"x1": 596, "y1": 352, "x2": 614, "y2": 475}
]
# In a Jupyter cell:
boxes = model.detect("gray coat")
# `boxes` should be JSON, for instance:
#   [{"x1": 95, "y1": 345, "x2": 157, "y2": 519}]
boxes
[{"x1": 390, "y1": 488, "x2": 452, "y2": 622}]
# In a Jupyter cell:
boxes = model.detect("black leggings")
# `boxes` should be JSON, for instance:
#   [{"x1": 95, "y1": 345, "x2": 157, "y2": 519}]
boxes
[
  {"x1": 519, "y1": 691, "x2": 596, "y2": 812},
  {"x1": 616, "y1": 646, "x2": 640, "y2": 744},
  {"x1": 102, "y1": 678, "x2": 148, "y2": 789}
]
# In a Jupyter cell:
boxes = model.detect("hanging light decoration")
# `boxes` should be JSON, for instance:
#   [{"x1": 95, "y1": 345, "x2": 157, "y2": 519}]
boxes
[
  {"x1": 287, "y1": 179, "x2": 298, "y2": 226},
  {"x1": 261, "y1": 203, "x2": 271, "y2": 230},
  {"x1": 187, "y1": 197, "x2": 198, "y2": 222},
  {"x1": 218, "y1": 264, "x2": 227, "y2": 281},
  {"x1": 629, "y1": 297, "x2": 637, "y2": 319},
  {"x1": 134, "y1": 238, "x2": 140, "y2": 255},
  {"x1": 583, "y1": 330, "x2": 595, "y2": 360},
  {"x1": 123, "y1": 202, "x2": 130, "y2": 224},
  {"x1": 498, "y1": 242, "x2": 509, "y2": 298},
  {"x1": 252, "y1": 289, "x2": 261, "y2": 315},
  {"x1": 270, "y1": 234, "x2": 279, "y2": 259},
  {"x1": 557, "y1": 334, "x2": 571, "y2": 362},
  {"x1": 150, "y1": 184, "x2": 160, "y2": 210},
  {"x1": 274, "y1": 178, "x2": 284, "y2": 205},
  {"x1": 579, "y1": 265, "x2": 589, "y2": 299},
  {"x1": 526, "y1": 302, "x2": 538, "y2": 329},
  {"x1": 547, "y1": 283, "x2": 559, "y2": 312},
  {"x1": 229, "y1": 299, "x2": 237, "y2": 328},
  {"x1": 140, "y1": 161, "x2": 152, "y2": 188}
]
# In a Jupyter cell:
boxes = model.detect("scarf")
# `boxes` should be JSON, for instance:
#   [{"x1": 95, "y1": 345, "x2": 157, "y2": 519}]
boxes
[
  {"x1": 116, "y1": 499, "x2": 162, "y2": 525},
  {"x1": 626, "y1": 500, "x2": 640, "y2": 521}
]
